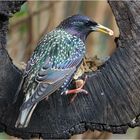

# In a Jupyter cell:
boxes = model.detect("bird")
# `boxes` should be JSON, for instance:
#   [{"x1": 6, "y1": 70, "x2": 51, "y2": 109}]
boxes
[{"x1": 14, "y1": 14, "x2": 113, "y2": 128}]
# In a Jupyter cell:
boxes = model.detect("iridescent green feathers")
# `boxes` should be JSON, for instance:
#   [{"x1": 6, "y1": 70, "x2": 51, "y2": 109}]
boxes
[
  {"x1": 15, "y1": 15, "x2": 100, "y2": 128},
  {"x1": 20, "y1": 29, "x2": 85, "y2": 110}
]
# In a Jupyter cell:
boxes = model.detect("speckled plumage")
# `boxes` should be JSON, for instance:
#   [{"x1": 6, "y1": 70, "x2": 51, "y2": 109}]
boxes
[
  {"x1": 15, "y1": 27, "x2": 87, "y2": 128},
  {"x1": 15, "y1": 14, "x2": 113, "y2": 128},
  {"x1": 22, "y1": 29, "x2": 85, "y2": 110}
]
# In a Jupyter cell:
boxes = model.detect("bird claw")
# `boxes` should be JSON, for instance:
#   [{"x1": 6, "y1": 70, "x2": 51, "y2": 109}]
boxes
[
  {"x1": 69, "y1": 89, "x2": 88, "y2": 103},
  {"x1": 64, "y1": 75, "x2": 88, "y2": 103},
  {"x1": 76, "y1": 89, "x2": 88, "y2": 94},
  {"x1": 65, "y1": 88, "x2": 88, "y2": 95}
]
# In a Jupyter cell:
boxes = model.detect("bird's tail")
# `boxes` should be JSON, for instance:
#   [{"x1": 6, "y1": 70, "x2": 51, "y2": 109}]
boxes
[{"x1": 15, "y1": 103, "x2": 37, "y2": 128}]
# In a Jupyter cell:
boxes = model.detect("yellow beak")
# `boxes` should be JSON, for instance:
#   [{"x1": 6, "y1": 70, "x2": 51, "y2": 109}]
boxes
[{"x1": 93, "y1": 24, "x2": 114, "y2": 36}]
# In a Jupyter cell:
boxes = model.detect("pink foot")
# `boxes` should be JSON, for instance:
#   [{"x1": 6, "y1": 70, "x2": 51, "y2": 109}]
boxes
[{"x1": 65, "y1": 75, "x2": 88, "y2": 103}]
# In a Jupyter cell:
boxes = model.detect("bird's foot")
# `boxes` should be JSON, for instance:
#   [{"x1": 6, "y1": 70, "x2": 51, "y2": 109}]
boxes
[
  {"x1": 65, "y1": 88, "x2": 88, "y2": 95},
  {"x1": 65, "y1": 75, "x2": 88, "y2": 103},
  {"x1": 69, "y1": 89, "x2": 88, "y2": 103}
]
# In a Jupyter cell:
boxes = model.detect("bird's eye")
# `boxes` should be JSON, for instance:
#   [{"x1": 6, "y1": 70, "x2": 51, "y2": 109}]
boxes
[
  {"x1": 85, "y1": 21, "x2": 91, "y2": 26},
  {"x1": 90, "y1": 21, "x2": 98, "y2": 26},
  {"x1": 85, "y1": 20, "x2": 94, "y2": 26}
]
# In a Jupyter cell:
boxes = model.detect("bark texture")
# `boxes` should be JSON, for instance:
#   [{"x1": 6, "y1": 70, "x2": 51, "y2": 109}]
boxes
[{"x1": 0, "y1": 1, "x2": 140, "y2": 139}]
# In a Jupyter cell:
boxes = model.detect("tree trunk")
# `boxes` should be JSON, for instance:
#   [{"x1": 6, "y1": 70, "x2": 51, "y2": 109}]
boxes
[{"x1": 0, "y1": 0, "x2": 140, "y2": 139}]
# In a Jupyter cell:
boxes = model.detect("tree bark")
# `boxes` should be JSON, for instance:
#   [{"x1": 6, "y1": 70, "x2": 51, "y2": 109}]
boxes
[
  {"x1": 0, "y1": 0, "x2": 140, "y2": 139},
  {"x1": 0, "y1": 0, "x2": 25, "y2": 132}
]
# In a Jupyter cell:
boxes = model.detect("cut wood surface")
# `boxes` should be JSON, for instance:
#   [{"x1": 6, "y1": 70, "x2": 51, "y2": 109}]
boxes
[{"x1": 0, "y1": 1, "x2": 140, "y2": 139}]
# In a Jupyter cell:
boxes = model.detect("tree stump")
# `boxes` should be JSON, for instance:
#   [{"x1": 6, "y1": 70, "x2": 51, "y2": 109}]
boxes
[{"x1": 0, "y1": 1, "x2": 140, "y2": 139}]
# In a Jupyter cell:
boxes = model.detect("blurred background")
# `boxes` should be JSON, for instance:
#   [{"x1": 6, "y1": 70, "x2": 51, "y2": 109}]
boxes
[
  {"x1": 0, "y1": 0, "x2": 139, "y2": 139},
  {"x1": 8, "y1": 0, "x2": 119, "y2": 69}
]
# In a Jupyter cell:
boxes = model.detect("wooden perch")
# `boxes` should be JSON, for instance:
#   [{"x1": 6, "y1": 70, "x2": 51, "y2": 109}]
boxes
[{"x1": 0, "y1": 1, "x2": 140, "y2": 139}]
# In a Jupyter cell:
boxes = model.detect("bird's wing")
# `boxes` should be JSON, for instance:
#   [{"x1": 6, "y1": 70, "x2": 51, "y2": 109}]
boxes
[
  {"x1": 13, "y1": 34, "x2": 51, "y2": 103},
  {"x1": 24, "y1": 35, "x2": 50, "y2": 76},
  {"x1": 20, "y1": 56, "x2": 83, "y2": 110},
  {"x1": 18, "y1": 30, "x2": 85, "y2": 111}
]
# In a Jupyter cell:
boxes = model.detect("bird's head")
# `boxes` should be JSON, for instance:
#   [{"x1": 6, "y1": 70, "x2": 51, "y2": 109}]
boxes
[{"x1": 57, "y1": 15, "x2": 113, "y2": 41}]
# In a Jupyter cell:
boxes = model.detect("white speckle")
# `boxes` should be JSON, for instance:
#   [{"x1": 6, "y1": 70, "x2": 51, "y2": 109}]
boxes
[
  {"x1": 131, "y1": 118, "x2": 136, "y2": 124},
  {"x1": 101, "y1": 92, "x2": 104, "y2": 95}
]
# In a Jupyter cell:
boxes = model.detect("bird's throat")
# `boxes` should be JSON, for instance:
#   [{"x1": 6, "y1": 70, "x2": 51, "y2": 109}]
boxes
[{"x1": 59, "y1": 27, "x2": 91, "y2": 42}]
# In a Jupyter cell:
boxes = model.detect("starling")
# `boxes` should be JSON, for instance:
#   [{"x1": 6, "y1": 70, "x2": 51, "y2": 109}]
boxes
[{"x1": 15, "y1": 15, "x2": 113, "y2": 128}]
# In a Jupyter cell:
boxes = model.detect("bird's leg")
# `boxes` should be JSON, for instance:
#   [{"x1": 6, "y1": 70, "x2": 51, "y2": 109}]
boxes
[
  {"x1": 65, "y1": 75, "x2": 88, "y2": 103},
  {"x1": 65, "y1": 75, "x2": 88, "y2": 95}
]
